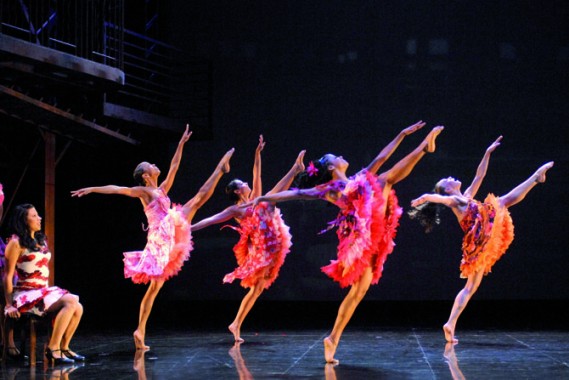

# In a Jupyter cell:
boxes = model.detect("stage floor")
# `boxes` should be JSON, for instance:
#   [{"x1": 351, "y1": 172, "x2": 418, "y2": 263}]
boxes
[{"x1": 1, "y1": 328, "x2": 568, "y2": 379}]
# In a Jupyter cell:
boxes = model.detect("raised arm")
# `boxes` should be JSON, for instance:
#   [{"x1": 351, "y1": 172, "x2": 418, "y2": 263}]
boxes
[
  {"x1": 251, "y1": 135, "x2": 265, "y2": 199},
  {"x1": 191, "y1": 206, "x2": 239, "y2": 231},
  {"x1": 463, "y1": 136, "x2": 502, "y2": 199},
  {"x1": 364, "y1": 121, "x2": 426, "y2": 175},
  {"x1": 160, "y1": 125, "x2": 192, "y2": 193},
  {"x1": 267, "y1": 150, "x2": 306, "y2": 195}
]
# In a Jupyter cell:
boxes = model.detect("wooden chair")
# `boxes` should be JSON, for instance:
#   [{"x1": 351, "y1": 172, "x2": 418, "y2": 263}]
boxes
[{"x1": 1, "y1": 285, "x2": 52, "y2": 366}]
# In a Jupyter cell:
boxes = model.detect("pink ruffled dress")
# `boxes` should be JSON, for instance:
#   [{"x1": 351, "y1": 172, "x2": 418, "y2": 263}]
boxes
[
  {"x1": 123, "y1": 188, "x2": 193, "y2": 284},
  {"x1": 11, "y1": 237, "x2": 68, "y2": 316},
  {"x1": 319, "y1": 171, "x2": 402, "y2": 288},
  {"x1": 223, "y1": 202, "x2": 292, "y2": 289},
  {"x1": 459, "y1": 194, "x2": 514, "y2": 278}
]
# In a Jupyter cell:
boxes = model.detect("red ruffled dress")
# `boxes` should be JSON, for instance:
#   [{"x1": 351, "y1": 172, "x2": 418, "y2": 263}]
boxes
[
  {"x1": 459, "y1": 194, "x2": 514, "y2": 278},
  {"x1": 10, "y1": 237, "x2": 68, "y2": 316},
  {"x1": 319, "y1": 171, "x2": 402, "y2": 288},
  {"x1": 123, "y1": 188, "x2": 193, "y2": 284},
  {"x1": 223, "y1": 202, "x2": 292, "y2": 289}
]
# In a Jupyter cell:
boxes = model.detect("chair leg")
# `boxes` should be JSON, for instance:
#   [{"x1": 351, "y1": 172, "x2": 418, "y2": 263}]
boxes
[{"x1": 29, "y1": 318, "x2": 37, "y2": 366}]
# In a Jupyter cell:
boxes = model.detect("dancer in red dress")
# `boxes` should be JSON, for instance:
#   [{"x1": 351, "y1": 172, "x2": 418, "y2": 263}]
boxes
[
  {"x1": 3, "y1": 204, "x2": 84, "y2": 364},
  {"x1": 192, "y1": 135, "x2": 305, "y2": 342},
  {"x1": 71, "y1": 125, "x2": 234, "y2": 350},
  {"x1": 255, "y1": 121, "x2": 443, "y2": 363},
  {"x1": 409, "y1": 136, "x2": 554, "y2": 343}
]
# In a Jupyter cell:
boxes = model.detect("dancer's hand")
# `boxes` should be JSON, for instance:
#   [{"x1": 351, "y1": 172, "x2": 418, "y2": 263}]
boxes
[
  {"x1": 3, "y1": 305, "x2": 20, "y2": 319},
  {"x1": 256, "y1": 135, "x2": 266, "y2": 154},
  {"x1": 179, "y1": 124, "x2": 192, "y2": 145},
  {"x1": 402, "y1": 120, "x2": 426, "y2": 136},
  {"x1": 70, "y1": 188, "x2": 92, "y2": 197},
  {"x1": 411, "y1": 195, "x2": 428, "y2": 207},
  {"x1": 486, "y1": 136, "x2": 502, "y2": 154}
]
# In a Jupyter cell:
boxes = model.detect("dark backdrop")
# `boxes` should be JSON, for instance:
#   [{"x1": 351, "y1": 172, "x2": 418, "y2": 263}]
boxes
[{"x1": 1, "y1": 0, "x2": 567, "y2": 329}]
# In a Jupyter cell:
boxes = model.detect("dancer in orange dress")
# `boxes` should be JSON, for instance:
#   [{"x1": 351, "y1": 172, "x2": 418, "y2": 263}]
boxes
[
  {"x1": 409, "y1": 136, "x2": 554, "y2": 343},
  {"x1": 192, "y1": 135, "x2": 305, "y2": 342},
  {"x1": 71, "y1": 125, "x2": 234, "y2": 350},
  {"x1": 254, "y1": 121, "x2": 443, "y2": 363}
]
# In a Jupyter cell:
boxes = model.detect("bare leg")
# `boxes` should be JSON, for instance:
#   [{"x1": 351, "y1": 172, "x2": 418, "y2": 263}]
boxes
[
  {"x1": 324, "y1": 267, "x2": 373, "y2": 364},
  {"x1": 499, "y1": 162, "x2": 553, "y2": 208},
  {"x1": 444, "y1": 270, "x2": 484, "y2": 343},
  {"x1": 229, "y1": 278, "x2": 266, "y2": 343},
  {"x1": 47, "y1": 294, "x2": 81, "y2": 359},
  {"x1": 60, "y1": 301, "x2": 84, "y2": 354},
  {"x1": 134, "y1": 280, "x2": 164, "y2": 350},
  {"x1": 182, "y1": 148, "x2": 234, "y2": 222},
  {"x1": 381, "y1": 126, "x2": 444, "y2": 186}
]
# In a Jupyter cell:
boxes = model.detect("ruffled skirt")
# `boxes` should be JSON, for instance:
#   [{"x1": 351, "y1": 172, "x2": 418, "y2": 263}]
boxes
[
  {"x1": 460, "y1": 194, "x2": 515, "y2": 278},
  {"x1": 223, "y1": 204, "x2": 292, "y2": 289},
  {"x1": 124, "y1": 205, "x2": 193, "y2": 284}
]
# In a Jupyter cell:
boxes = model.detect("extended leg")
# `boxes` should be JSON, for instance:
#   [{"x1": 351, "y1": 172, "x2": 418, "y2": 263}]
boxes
[
  {"x1": 499, "y1": 162, "x2": 553, "y2": 208},
  {"x1": 381, "y1": 126, "x2": 444, "y2": 186}
]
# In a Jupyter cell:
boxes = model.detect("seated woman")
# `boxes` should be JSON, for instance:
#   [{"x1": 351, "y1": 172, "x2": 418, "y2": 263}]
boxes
[{"x1": 3, "y1": 204, "x2": 84, "y2": 365}]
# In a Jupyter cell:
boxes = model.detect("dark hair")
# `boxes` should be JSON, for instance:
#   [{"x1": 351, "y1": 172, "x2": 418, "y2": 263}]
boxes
[
  {"x1": 133, "y1": 163, "x2": 146, "y2": 186},
  {"x1": 225, "y1": 179, "x2": 241, "y2": 203},
  {"x1": 407, "y1": 186, "x2": 443, "y2": 233},
  {"x1": 9, "y1": 204, "x2": 46, "y2": 250},
  {"x1": 293, "y1": 155, "x2": 334, "y2": 188}
]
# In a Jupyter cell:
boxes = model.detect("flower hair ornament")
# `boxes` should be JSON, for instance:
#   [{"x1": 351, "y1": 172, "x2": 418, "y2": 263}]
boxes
[{"x1": 306, "y1": 161, "x2": 319, "y2": 176}]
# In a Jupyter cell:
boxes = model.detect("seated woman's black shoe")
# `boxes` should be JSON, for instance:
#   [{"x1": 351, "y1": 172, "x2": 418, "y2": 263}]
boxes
[
  {"x1": 45, "y1": 348, "x2": 74, "y2": 365},
  {"x1": 6, "y1": 347, "x2": 29, "y2": 362},
  {"x1": 61, "y1": 349, "x2": 85, "y2": 361}
]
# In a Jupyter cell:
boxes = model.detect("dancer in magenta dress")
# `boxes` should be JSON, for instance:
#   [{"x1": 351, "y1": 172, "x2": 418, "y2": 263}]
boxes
[
  {"x1": 72, "y1": 125, "x2": 234, "y2": 350},
  {"x1": 192, "y1": 135, "x2": 305, "y2": 342},
  {"x1": 410, "y1": 136, "x2": 554, "y2": 343},
  {"x1": 3, "y1": 204, "x2": 84, "y2": 364},
  {"x1": 255, "y1": 122, "x2": 443, "y2": 363}
]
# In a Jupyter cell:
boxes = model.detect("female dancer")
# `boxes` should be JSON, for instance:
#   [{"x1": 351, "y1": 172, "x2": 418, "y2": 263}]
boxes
[
  {"x1": 71, "y1": 126, "x2": 234, "y2": 350},
  {"x1": 254, "y1": 121, "x2": 444, "y2": 363},
  {"x1": 192, "y1": 135, "x2": 305, "y2": 342},
  {"x1": 409, "y1": 136, "x2": 554, "y2": 343},
  {"x1": 3, "y1": 204, "x2": 84, "y2": 364}
]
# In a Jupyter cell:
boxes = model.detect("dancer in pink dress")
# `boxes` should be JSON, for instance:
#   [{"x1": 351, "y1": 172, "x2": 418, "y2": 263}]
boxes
[
  {"x1": 192, "y1": 135, "x2": 305, "y2": 342},
  {"x1": 410, "y1": 136, "x2": 554, "y2": 343},
  {"x1": 3, "y1": 204, "x2": 84, "y2": 364},
  {"x1": 71, "y1": 125, "x2": 234, "y2": 350},
  {"x1": 255, "y1": 122, "x2": 444, "y2": 363}
]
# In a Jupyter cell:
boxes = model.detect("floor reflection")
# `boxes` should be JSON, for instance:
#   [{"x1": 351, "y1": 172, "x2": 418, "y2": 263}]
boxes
[
  {"x1": 444, "y1": 342, "x2": 466, "y2": 380},
  {"x1": 228, "y1": 343, "x2": 253, "y2": 380}
]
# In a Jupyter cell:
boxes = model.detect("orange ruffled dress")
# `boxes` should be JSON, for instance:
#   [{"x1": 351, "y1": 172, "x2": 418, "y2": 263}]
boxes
[
  {"x1": 459, "y1": 194, "x2": 514, "y2": 278},
  {"x1": 123, "y1": 188, "x2": 192, "y2": 284},
  {"x1": 320, "y1": 171, "x2": 402, "y2": 288},
  {"x1": 223, "y1": 202, "x2": 292, "y2": 289}
]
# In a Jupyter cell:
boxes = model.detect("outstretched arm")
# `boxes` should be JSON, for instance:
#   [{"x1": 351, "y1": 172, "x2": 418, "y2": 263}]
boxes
[
  {"x1": 251, "y1": 135, "x2": 265, "y2": 199},
  {"x1": 160, "y1": 125, "x2": 192, "y2": 194},
  {"x1": 256, "y1": 185, "x2": 328, "y2": 205},
  {"x1": 71, "y1": 185, "x2": 148, "y2": 199},
  {"x1": 464, "y1": 136, "x2": 502, "y2": 199},
  {"x1": 411, "y1": 193, "x2": 459, "y2": 208},
  {"x1": 267, "y1": 150, "x2": 306, "y2": 195},
  {"x1": 364, "y1": 121, "x2": 426, "y2": 175},
  {"x1": 184, "y1": 148, "x2": 234, "y2": 221},
  {"x1": 191, "y1": 206, "x2": 239, "y2": 231}
]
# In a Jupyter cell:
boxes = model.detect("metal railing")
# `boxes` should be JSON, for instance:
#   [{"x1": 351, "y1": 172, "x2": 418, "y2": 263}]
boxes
[{"x1": 0, "y1": 0, "x2": 124, "y2": 68}]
